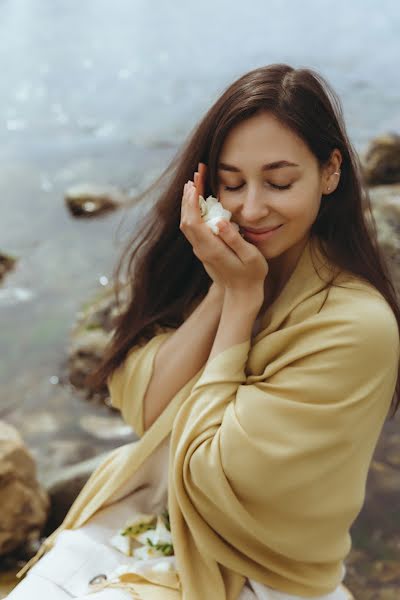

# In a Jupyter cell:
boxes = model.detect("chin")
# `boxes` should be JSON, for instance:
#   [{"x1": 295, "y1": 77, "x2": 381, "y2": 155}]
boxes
[
  {"x1": 258, "y1": 229, "x2": 303, "y2": 260},
  {"x1": 258, "y1": 243, "x2": 286, "y2": 260}
]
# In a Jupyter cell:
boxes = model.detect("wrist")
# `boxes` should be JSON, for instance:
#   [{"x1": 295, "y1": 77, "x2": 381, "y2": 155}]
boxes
[
  {"x1": 224, "y1": 287, "x2": 263, "y2": 312},
  {"x1": 206, "y1": 282, "x2": 225, "y2": 304}
]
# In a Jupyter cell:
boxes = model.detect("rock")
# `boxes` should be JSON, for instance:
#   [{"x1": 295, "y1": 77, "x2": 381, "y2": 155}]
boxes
[
  {"x1": 368, "y1": 184, "x2": 400, "y2": 298},
  {"x1": 44, "y1": 452, "x2": 109, "y2": 533},
  {"x1": 0, "y1": 422, "x2": 49, "y2": 557},
  {"x1": 67, "y1": 328, "x2": 113, "y2": 391},
  {"x1": 76, "y1": 284, "x2": 127, "y2": 334},
  {"x1": 79, "y1": 414, "x2": 133, "y2": 440},
  {"x1": 369, "y1": 460, "x2": 400, "y2": 496},
  {"x1": 0, "y1": 252, "x2": 17, "y2": 282},
  {"x1": 383, "y1": 432, "x2": 400, "y2": 467},
  {"x1": 64, "y1": 183, "x2": 129, "y2": 217},
  {"x1": 66, "y1": 285, "x2": 129, "y2": 399},
  {"x1": 0, "y1": 567, "x2": 21, "y2": 599},
  {"x1": 362, "y1": 133, "x2": 400, "y2": 186},
  {"x1": 369, "y1": 559, "x2": 400, "y2": 584},
  {"x1": 22, "y1": 411, "x2": 60, "y2": 436},
  {"x1": 41, "y1": 439, "x2": 98, "y2": 473}
]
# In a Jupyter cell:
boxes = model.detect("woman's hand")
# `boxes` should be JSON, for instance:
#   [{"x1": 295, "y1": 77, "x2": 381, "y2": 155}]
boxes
[{"x1": 180, "y1": 162, "x2": 268, "y2": 303}]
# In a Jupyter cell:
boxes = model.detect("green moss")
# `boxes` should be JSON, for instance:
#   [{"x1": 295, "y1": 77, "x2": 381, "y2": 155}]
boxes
[{"x1": 84, "y1": 322, "x2": 102, "y2": 331}]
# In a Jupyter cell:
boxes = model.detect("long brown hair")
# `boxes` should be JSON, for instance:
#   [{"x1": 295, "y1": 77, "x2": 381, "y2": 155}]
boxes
[{"x1": 86, "y1": 64, "x2": 400, "y2": 417}]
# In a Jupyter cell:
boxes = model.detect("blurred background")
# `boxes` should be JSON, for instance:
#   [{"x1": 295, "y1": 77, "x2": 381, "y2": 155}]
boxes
[{"x1": 1, "y1": 1, "x2": 399, "y2": 598}]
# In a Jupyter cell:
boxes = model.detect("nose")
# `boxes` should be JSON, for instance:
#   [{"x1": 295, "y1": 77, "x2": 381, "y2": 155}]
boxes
[{"x1": 238, "y1": 185, "x2": 270, "y2": 223}]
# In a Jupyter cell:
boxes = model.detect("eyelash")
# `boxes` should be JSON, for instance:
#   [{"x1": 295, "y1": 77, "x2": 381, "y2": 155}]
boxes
[{"x1": 223, "y1": 183, "x2": 292, "y2": 192}]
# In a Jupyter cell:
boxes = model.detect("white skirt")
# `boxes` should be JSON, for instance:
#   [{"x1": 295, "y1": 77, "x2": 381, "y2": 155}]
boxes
[{"x1": 6, "y1": 438, "x2": 351, "y2": 600}]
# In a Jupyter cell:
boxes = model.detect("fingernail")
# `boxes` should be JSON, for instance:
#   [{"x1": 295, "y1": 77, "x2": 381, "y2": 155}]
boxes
[{"x1": 218, "y1": 221, "x2": 228, "y2": 232}]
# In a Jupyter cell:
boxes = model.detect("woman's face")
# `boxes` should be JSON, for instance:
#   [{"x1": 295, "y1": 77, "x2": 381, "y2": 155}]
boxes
[{"x1": 216, "y1": 111, "x2": 338, "y2": 263}]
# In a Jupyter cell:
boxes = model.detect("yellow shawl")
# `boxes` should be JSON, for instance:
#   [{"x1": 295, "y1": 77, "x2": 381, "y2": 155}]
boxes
[{"x1": 18, "y1": 237, "x2": 400, "y2": 599}]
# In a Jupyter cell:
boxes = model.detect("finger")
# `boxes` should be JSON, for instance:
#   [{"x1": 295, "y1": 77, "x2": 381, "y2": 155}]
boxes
[
  {"x1": 217, "y1": 220, "x2": 255, "y2": 263},
  {"x1": 181, "y1": 181, "x2": 193, "y2": 222},
  {"x1": 182, "y1": 181, "x2": 203, "y2": 228},
  {"x1": 188, "y1": 181, "x2": 202, "y2": 216},
  {"x1": 199, "y1": 163, "x2": 207, "y2": 198},
  {"x1": 181, "y1": 181, "x2": 189, "y2": 207}
]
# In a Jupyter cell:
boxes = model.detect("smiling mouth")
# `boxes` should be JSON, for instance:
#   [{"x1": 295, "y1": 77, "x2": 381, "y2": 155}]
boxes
[{"x1": 241, "y1": 225, "x2": 283, "y2": 233}]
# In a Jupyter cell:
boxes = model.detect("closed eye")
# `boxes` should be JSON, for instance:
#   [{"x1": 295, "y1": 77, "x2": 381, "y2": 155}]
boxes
[{"x1": 223, "y1": 183, "x2": 292, "y2": 191}]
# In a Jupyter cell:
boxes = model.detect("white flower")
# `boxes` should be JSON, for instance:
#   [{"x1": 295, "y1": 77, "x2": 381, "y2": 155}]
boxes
[
  {"x1": 136, "y1": 517, "x2": 172, "y2": 547},
  {"x1": 110, "y1": 532, "x2": 133, "y2": 556},
  {"x1": 110, "y1": 513, "x2": 157, "y2": 557},
  {"x1": 120, "y1": 513, "x2": 157, "y2": 537},
  {"x1": 198, "y1": 195, "x2": 240, "y2": 235},
  {"x1": 110, "y1": 510, "x2": 174, "y2": 560},
  {"x1": 133, "y1": 545, "x2": 163, "y2": 560}
]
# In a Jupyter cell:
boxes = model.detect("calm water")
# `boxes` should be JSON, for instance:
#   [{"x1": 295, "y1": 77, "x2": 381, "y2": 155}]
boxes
[{"x1": 1, "y1": 0, "x2": 400, "y2": 480}]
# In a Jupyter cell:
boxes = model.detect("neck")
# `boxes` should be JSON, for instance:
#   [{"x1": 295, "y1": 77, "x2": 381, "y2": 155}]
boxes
[{"x1": 263, "y1": 234, "x2": 313, "y2": 306}]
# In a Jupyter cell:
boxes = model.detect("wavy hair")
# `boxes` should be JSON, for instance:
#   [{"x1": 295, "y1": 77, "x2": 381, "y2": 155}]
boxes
[{"x1": 85, "y1": 64, "x2": 400, "y2": 417}]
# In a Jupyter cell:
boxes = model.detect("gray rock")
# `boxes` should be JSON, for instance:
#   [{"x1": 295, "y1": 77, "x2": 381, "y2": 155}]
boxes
[
  {"x1": 0, "y1": 422, "x2": 49, "y2": 556},
  {"x1": 66, "y1": 284, "x2": 129, "y2": 399},
  {"x1": 362, "y1": 133, "x2": 400, "y2": 186},
  {"x1": 368, "y1": 184, "x2": 400, "y2": 297},
  {"x1": 44, "y1": 452, "x2": 109, "y2": 533},
  {"x1": 76, "y1": 284, "x2": 127, "y2": 334},
  {"x1": 0, "y1": 252, "x2": 17, "y2": 282},
  {"x1": 79, "y1": 414, "x2": 133, "y2": 440},
  {"x1": 67, "y1": 327, "x2": 114, "y2": 390},
  {"x1": 64, "y1": 183, "x2": 129, "y2": 217}
]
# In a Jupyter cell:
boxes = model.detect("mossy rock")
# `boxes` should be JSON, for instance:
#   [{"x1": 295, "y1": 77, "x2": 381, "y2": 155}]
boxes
[
  {"x1": 67, "y1": 284, "x2": 129, "y2": 400},
  {"x1": 0, "y1": 252, "x2": 17, "y2": 282},
  {"x1": 363, "y1": 133, "x2": 400, "y2": 186}
]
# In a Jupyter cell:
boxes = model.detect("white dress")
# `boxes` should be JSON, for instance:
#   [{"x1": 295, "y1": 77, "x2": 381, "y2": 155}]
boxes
[{"x1": 7, "y1": 435, "x2": 351, "y2": 600}]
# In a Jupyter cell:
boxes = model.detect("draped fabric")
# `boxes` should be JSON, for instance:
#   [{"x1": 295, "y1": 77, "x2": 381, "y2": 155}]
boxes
[{"x1": 18, "y1": 236, "x2": 399, "y2": 600}]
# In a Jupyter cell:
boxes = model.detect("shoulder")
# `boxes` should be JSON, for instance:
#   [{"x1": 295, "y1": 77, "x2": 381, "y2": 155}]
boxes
[{"x1": 319, "y1": 275, "x2": 399, "y2": 358}]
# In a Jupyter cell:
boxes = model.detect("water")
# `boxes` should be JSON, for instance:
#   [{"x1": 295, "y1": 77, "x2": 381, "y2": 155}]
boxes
[{"x1": 0, "y1": 0, "x2": 399, "y2": 480}]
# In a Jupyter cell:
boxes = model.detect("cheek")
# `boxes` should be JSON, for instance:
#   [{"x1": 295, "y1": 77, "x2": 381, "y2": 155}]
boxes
[
  {"x1": 288, "y1": 185, "x2": 321, "y2": 220},
  {"x1": 217, "y1": 188, "x2": 234, "y2": 209}
]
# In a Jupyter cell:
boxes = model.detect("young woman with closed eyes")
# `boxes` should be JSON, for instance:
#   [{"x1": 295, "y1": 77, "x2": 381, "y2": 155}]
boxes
[{"x1": 9, "y1": 64, "x2": 399, "y2": 600}]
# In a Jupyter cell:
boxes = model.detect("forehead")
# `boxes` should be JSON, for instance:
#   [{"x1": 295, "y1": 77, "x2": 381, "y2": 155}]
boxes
[{"x1": 218, "y1": 112, "x2": 310, "y2": 166}]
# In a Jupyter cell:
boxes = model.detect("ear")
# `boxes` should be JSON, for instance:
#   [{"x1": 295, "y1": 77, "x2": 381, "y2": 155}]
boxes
[{"x1": 322, "y1": 149, "x2": 343, "y2": 195}]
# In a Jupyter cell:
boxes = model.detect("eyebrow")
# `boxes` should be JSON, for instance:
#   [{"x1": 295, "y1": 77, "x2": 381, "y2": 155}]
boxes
[{"x1": 218, "y1": 160, "x2": 300, "y2": 172}]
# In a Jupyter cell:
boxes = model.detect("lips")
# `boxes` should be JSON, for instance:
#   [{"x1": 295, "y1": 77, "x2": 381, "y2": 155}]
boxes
[{"x1": 241, "y1": 225, "x2": 282, "y2": 234}]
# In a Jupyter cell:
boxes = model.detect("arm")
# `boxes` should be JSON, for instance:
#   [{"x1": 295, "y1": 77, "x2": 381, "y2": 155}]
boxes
[
  {"x1": 108, "y1": 284, "x2": 225, "y2": 437},
  {"x1": 208, "y1": 289, "x2": 262, "y2": 362},
  {"x1": 142, "y1": 284, "x2": 225, "y2": 432},
  {"x1": 143, "y1": 288, "x2": 261, "y2": 432},
  {"x1": 107, "y1": 329, "x2": 176, "y2": 437}
]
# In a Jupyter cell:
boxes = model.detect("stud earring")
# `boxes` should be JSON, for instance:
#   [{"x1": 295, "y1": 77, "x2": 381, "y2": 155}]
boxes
[{"x1": 326, "y1": 170, "x2": 340, "y2": 193}]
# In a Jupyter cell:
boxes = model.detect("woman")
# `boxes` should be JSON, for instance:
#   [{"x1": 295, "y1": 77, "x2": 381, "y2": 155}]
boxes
[{"x1": 9, "y1": 64, "x2": 400, "y2": 600}]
